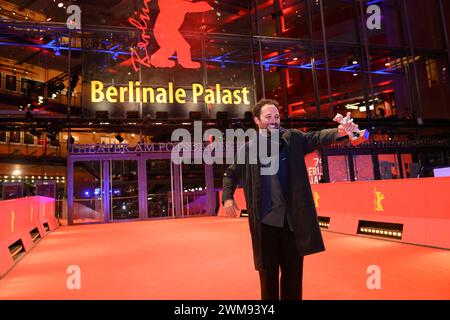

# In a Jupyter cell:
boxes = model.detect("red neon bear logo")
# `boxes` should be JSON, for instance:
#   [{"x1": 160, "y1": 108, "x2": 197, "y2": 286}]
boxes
[{"x1": 129, "y1": 0, "x2": 212, "y2": 71}]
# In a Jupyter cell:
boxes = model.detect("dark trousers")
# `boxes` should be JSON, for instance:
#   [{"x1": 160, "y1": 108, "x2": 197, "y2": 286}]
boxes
[{"x1": 259, "y1": 222, "x2": 304, "y2": 300}]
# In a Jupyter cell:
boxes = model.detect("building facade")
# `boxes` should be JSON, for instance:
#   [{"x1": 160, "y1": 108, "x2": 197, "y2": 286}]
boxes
[{"x1": 0, "y1": 0, "x2": 449, "y2": 224}]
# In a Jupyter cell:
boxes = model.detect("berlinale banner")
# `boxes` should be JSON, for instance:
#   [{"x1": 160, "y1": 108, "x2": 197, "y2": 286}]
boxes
[{"x1": 82, "y1": 0, "x2": 254, "y2": 119}]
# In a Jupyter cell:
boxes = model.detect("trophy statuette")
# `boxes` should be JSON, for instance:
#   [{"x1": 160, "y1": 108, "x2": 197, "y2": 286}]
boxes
[{"x1": 333, "y1": 113, "x2": 370, "y2": 146}]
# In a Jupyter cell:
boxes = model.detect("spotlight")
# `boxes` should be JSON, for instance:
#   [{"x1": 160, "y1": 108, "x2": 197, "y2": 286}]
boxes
[
  {"x1": 271, "y1": 10, "x2": 283, "y2": 19},
  {"x1": 48, "y1": 134, "x2": 60, "y2": 146},
  {"x1": 216, "y1": 111, "x2": 228, "y2": 120},
  {"x1": 115, "y1": 134, "x2": 124, "y2": 143},
  {"x1": 232, "y1": 120, "x2": 245, "y2": 130},
  {"x1": 189, "y1": 111, "x2": 202, "y2": 120},
  {"x1": 26, "y1": 110, "x2": 33, "y2": 122},
  {"x1": 156, "y1": 111, "x2": 168, "y2": 119},
  {"x1": 348, "y1": 57, "x2": 358, "y2": 66},
  {"x1": 95, "y1": 111, "x2": 109, "y2": 119},
  {"x1": 126, "y1": 111, "x2": 140, "y2": 119},
  {"x1": 357, "y1": 221, "x2": 403, "y2": 239}
]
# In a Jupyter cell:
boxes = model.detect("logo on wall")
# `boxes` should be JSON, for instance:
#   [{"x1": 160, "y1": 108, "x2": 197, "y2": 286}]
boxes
[
  {"x1": 374, "y1": 188, "x2": 385, "y2": 212},
  {"x1": 128, "y1": 0, "x2": 213, "y2": 71},
  {"x1": 306, "y1": 152, "x2": 323, "y2": 184},
  {"x1": 10, "y1": 210, "x2": 15, "y2": 233},
  {"x1": 366, "y1": 5, "x2": 381, "y2": 30},
  {"x1": 314, "y1": 192, "x2": 320, "y2": 209}
]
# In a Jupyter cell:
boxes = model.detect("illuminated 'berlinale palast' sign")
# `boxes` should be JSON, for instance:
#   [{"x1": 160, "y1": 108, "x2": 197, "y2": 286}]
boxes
[
  {"x1": 87, "y1": 1, "x2": 252, "y2": 111},
  {"x1": 90, "y1": 81, "x2": 251, "y2": 105}
]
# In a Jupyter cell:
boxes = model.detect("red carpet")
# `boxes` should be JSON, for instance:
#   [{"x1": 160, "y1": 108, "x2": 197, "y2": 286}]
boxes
[{"x1": 0, "y1": 217, "x2": 449, "y2": 300}]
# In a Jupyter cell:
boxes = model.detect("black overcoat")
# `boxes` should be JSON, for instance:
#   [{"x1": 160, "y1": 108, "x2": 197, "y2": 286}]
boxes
[{"x1": 222, "y1": 128, "x2": 341, "y2": 270}]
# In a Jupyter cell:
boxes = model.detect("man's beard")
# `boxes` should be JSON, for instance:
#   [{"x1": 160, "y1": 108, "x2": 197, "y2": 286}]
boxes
[{"x1": 258, "y1": 124, "x2": 284, "y2": 140}]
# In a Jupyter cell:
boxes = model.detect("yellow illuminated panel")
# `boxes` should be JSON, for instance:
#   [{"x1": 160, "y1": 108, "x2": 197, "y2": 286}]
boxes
[{"x1": 91, "y1": 81, "x2": 250, "y2": 105}]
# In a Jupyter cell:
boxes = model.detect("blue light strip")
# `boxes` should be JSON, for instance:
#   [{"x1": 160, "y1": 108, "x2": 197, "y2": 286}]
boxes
[{"x1": 0, "y1": 41, "x2": 395, "y2": 75}]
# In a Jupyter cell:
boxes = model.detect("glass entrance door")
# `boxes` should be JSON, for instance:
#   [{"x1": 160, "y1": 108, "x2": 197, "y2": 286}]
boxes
[
  {"x1": 146, "y1": 159, "x2": 174, "y2": 218},
  {"x1": 109, "y1": 160, "x2": 139, "y2": 220}
]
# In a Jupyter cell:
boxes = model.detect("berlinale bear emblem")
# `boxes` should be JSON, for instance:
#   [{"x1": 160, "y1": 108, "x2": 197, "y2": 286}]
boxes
[{"x1": 128, "y1": 0, "x2": 213, "y2": 71}]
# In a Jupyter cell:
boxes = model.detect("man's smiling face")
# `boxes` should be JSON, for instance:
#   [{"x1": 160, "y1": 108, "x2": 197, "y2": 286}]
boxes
[{"x1": 254, "y1": 104, "x2": 281, "y2": 134}]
